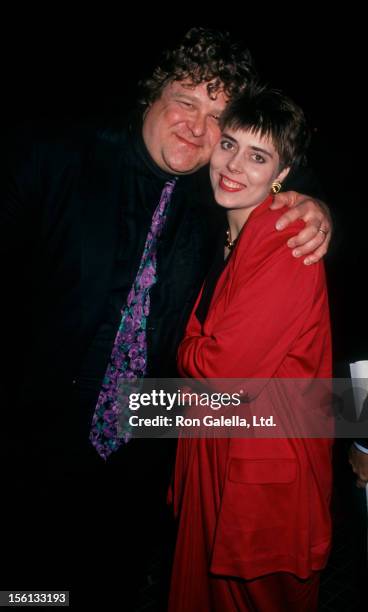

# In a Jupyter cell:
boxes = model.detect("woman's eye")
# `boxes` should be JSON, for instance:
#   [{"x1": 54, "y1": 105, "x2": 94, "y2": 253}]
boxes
[
  {"x1": 252, "y1": 154, "x2": 265, "y2": 163},
  {"x1": 220, "y1": 140, "x2": 233, "y2": 151}
]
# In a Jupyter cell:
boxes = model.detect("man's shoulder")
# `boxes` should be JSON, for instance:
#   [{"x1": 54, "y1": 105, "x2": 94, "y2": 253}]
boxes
[
  {"x1": 4, "y1": 120, "x2": 89, "y2": 166},
  {"x1": 3, "y1": 118, "x2": 130, "y2": 175}
]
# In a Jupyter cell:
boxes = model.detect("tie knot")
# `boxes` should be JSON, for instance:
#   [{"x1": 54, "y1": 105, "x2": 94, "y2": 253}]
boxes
[{"x1": 162, "y1": 177, "x2": 177, "y2": 197}]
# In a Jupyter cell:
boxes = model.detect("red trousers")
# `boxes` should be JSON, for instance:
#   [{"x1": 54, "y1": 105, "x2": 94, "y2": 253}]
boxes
[
  {"x1": 168, "y1": 438, "x2": 321, "y2": 612},
  {"x1": 169, "y1": 561, "x2": 319, "y2": 612}
]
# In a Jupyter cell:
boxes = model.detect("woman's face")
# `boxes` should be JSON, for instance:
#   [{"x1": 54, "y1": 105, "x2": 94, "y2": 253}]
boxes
[{"x1": 210, "y1": 127, "x2": 289, "y2": 216}]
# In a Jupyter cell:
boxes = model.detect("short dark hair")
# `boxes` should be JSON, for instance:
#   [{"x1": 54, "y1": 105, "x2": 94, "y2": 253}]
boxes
[
  {"x1": 139, "y1": 27, "x2": 256, "y2": 106},
  {"x1": 220, "y1": 82, "x2": 311, "y2": 170}
]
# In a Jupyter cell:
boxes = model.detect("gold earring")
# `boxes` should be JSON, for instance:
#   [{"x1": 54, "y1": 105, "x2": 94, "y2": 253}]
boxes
[{"x1": 271, "y1": 181, "x2": 282, "y2": 194}]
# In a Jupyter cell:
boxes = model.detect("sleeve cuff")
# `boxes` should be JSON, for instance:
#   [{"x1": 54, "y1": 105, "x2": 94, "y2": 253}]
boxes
[{"x1": 353, "y1": 442, "x2": 368, "y2": 454}]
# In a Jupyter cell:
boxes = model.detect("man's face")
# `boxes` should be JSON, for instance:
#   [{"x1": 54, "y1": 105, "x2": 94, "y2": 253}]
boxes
[{"x1": 142, "y1": 80, "x2": 228, "y2": 175}]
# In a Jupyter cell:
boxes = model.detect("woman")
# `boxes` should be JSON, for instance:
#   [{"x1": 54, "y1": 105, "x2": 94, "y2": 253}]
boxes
[{"x1": 168, "y1": 84, "x2": 332, "y2": 611}]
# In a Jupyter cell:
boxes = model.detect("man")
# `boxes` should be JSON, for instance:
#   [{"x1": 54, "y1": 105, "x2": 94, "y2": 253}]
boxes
[{"x1": 0, "y1": 27, "x2": 331, "y2": 609}]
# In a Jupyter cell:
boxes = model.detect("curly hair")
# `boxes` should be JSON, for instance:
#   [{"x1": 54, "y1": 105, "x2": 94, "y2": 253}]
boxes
[
  {"x1": 220, "y1": 82, "x2": 311, "y2": 170},
  {"x1": 139, "y1": 27, "x2": 257, "y2": 106}
]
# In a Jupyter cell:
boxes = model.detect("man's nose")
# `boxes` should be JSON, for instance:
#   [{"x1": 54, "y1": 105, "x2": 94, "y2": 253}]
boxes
[{"x1": 188, "y1": 113, "x2": 207, "y2": 137}]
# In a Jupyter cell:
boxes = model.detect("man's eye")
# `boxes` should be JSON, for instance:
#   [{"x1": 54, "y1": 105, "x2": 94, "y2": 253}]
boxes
[
  {"x1": 252, "y1": 154, "x2": 265, "y2": 163},
  {"x1": 211, "y1": 114, "x2": 220, "y2": 122},
  {"x1": 180, "y1": 101, "x2": 193, "y2": 108}
]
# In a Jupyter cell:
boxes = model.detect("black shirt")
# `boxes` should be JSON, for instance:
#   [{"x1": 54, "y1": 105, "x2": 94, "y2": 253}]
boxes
[{"x1": 76, "y1": 116, "x2": 180, "y2": 395}]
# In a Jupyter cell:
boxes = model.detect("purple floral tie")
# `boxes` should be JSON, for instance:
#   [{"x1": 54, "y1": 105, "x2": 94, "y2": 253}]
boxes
[{"x1": 89, "y1": 179, "x2": 177, "y2": 459}]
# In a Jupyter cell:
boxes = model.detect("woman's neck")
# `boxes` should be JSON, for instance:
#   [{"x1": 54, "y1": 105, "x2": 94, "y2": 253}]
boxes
[{"x1": 226, "y1": 207, "x2": 253, "y2": 242}]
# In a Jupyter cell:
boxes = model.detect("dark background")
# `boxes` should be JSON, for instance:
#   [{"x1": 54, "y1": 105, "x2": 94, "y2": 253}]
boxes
[
  {"x1": 1, "y1": 11, "x2": 365, "y2": 366},
  {"x1": 1, "y1": 13, "x2": 366, "y2": 606}
]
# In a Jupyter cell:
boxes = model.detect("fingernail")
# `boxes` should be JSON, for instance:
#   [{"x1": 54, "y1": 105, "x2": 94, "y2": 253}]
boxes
[
  {"x1": 276, "y1": 222, "x2": 284, "y2": 230},
  {"x1": 293, "y1": 249, "x2": 301, "y2": 257},
  {"x1": 304, "y1": 258, "x2": 312, "y2": 266}
]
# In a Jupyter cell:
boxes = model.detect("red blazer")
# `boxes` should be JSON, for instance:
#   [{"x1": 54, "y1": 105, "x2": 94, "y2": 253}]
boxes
[{"x1": 177, "y1": 195, "x2": 332, "y2": 579}]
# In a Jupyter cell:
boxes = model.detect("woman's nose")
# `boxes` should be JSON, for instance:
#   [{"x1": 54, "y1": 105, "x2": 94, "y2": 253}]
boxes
[{"x1": 227, "y1": 154, "x2": 243, "y2": 173}]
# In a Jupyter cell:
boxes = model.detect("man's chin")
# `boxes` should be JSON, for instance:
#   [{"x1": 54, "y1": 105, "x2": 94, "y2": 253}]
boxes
[{"x1": 163, "y1": 154, "x2": 205, "y2": 175}]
